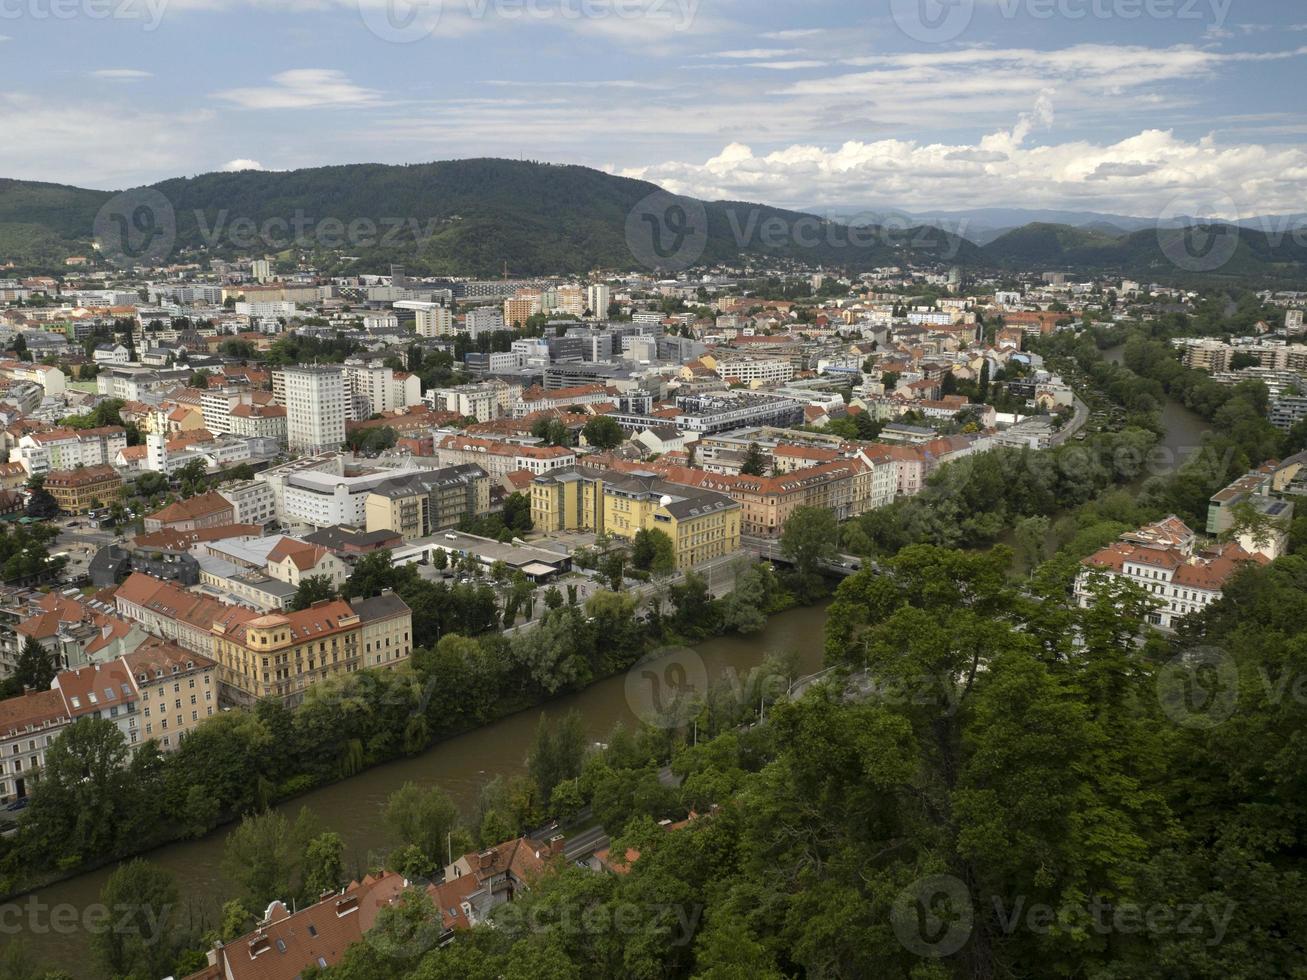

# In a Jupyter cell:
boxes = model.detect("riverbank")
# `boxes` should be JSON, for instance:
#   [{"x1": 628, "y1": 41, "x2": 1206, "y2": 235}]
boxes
[{"x1": 6, "y1": 602, "x2": 831, "y2": 978}]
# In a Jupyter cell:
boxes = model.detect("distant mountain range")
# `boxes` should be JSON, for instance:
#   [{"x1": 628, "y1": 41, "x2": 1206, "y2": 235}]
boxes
[{"x1": 1, "y1": 160, "x2": 1305, "y2": 284}]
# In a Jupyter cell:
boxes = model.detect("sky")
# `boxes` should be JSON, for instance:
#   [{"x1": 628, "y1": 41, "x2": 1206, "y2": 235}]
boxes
[{"x1": 2, "y1": 0, "x2": 1306, "y2": 221}]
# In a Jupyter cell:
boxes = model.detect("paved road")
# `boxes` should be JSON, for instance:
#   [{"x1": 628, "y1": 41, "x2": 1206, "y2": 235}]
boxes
[{"x1": 1048, "y1": 395, "x2": 1090, "y2": 447}]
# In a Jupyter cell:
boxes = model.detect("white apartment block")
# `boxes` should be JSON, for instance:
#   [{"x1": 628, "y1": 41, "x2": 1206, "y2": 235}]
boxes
[
  {"x1": 284, "y1": 365, "x2": 347, "y2": 454},
  {"x1": 427, "y1": 381, "x2": 514, "y2": 422},
  {"x1": 283, "y1": 465, "x2": 426, "y2": 528},
  {"x1": 201, "y1": 388, "x2": 242, "y2": 435},
  {"x1": 465, "y1": 308, "x2": 505, "y2": 337},
  {"x1": 402, "y1": 303, "x2": 454, "y2": 337},
  {"x1": 715, "y1": 358, "x2": 796, "y2": 386},
  {"x1": 586, "y1": 284, "x2": 612, "y2": 316},
  {"x1": 217, "y1": 480, "x2": 278, "y2": 526},
  {"x1": 1074, "y1": 518, "x2": 1264, "y2": 630},
  {"x1": 235, "y1": 300, "x2": 296, "y2": 318},
  {"x1": 17, "y1": 426, "x2": 128, "y2": 476},
  {"x1": 343, "y1": 357, "x2": 423, "y2": 419}
]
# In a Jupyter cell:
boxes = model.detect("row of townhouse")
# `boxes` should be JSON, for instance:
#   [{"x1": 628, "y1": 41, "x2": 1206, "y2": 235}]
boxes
[
  {"x1": 432, "y1": 434, "x2": 575, "y2": 480},
  {"x1": 0, "y1": 638, "x2": 218, "y2": 802},
  {"x1": 512, "y1": 384, "x2": 613, "y2": 418},
  {"x1": 576, "y1": 451, "x2": 895, "y2": 539},
  {"x1": 16, "y1": 425, "x2": 128, "y2": 476},
  {"x1": 114, "y1": 572, "x2": 413, "y2": 705}
]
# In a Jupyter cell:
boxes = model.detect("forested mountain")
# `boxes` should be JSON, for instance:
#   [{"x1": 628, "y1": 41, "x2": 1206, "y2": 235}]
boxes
[
  {"x1": 0, "y1": 160, "x2": 980, "y2": 276},
  {"x1": 1, "y1": 160, "x2": 1304, "y2": 282}
]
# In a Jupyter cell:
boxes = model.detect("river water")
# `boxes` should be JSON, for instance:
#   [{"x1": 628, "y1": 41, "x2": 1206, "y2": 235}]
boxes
[
  {"x1": 1102, "y1": 343, "x2": 1212, "y2": 469},
  {"x1": 4, "y1": 604, "x2": 831, "y2": 977}
]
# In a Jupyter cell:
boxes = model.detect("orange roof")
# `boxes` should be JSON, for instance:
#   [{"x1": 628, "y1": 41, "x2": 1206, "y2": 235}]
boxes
[
  {"x1": 223, "y1": 600, "x2": 358, "y2": 648},
  {"x1": 186, "y1": 873, "x2": 406, "y2": 980},
  {"x1": 133, "y1": 524, "x2": 264, "y2": 550},
  {"x1": 146, "y1": 492, "x2": 233, "y2": 527},
  {"x1": 0, "y1": 689, "x2": 69, "y2": 738},
  {"x1": 54, "y1": 659, "x2": 137, "y2": 717},
  {"x1": 115, "y1": 572, "x2": 255, "y2": 634},
  {"x1": 266, "y1": 537, "x2": 334, "y2": 572}
]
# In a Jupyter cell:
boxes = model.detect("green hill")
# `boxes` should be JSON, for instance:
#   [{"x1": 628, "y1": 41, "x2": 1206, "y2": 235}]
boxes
[
  {"x1": 981, "y1": 220, "x2": 1307, "y2": 284},
  {"x1": 0, "y1": 160, "x2": 980, "y2": 276}
]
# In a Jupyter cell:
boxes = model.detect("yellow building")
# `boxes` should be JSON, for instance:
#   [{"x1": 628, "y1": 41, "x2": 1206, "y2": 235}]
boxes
[
  {"x1": 532, "y1": 468, "x2": 740, "y2": 570},
  {"x1": 210, "y1": 594, "x2": 412, "y2": 705},
  {"x1": 43, "y1": 465, "x2": 124, "y2": 514}
]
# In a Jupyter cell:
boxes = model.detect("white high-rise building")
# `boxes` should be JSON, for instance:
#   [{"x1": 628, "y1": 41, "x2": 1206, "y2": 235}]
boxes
[
  {"x1": 416, "y1": 305, "x2": 453, "y2": 337},
  {"x1": 284, "y1": 365, "x2": 347, "y2": 454},
  {"x1": 465, "y1": 307, "x2": 505, "y2": 337},
  {"x1": 1287, "y1": 309, "x2": 1305, "y2": 334},
  {"x1": 251, "y1": 259, "x2": 272, "y2": 283},
  {"x1": 587, "y1": 283, "x2": 612, "y2": 317}
]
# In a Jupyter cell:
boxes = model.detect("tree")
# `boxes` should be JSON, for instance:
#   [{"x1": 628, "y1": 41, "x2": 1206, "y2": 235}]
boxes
[
  {"x1": 527, "y1": 710, "x2": 587, "y2": 811},
  {"x1": 302, "y1": 831, "x2": 345, "y2": 898},
  {"x1": 599, "y1": 550, "x2": 626, "y2": 591},
  {"x1": 189, "y1": 369, "x2": 211, "y2": 389},
  {"x1": 92, "y1": 860, "x2": 187, "y2": 980},
  {"x1": 979, "y1": 359, "x2": 991, "y2": 401},
  {"x1": 384, "y1": 782, "x2": 460, "y2": 875},
  {"x1": 12, "y1": 636, "x2": 56, "y2": 692},
  {"x1": 24, "y1": 717, "x2": 138, "y2": 865},
  {"x1": 221, "y1": 808, "x2": 319, "y2": 911},
  {"x1": 24, "y1": 475, "x2": 59, "y2": 520},
  {"x1": 780, "y1": 506, "x2": 838, "y2": 599},
  {"x1": 502, "y1": 492, "x2": 533, "y2": 535},
  {"x1": 630, "y1": 527, "x2": 675, "y2": 575},
  {"x1": 431, "y1": 548, "x2": 448, "y2": 571},
  {"x1": 741, "y1": 442, "x2": 767, "y2": 476},
  {"x1": 581, "y1": 415, "x2": 624, "y2": 450},
  {"x1": 291, "y1": 575, "x2": 337, "y2": 611}
]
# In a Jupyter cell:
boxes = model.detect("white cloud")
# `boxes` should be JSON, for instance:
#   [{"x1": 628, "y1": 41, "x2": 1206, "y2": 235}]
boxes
[
  {"x1": 90, "y1": 69, "x2": 154, "y2": 79},
  {"x1": 615, "y1": 108, "x2": 1307, "y2": 219},
  {"x1": 214, "y1": 69, "x2": 381, "y2": 109},
  {"x1": 707, "y1": 48, "x2": 801, "y2": 59},
  {"x1": 221, "y1": 158, "x2": 266, "y2": 171}
]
